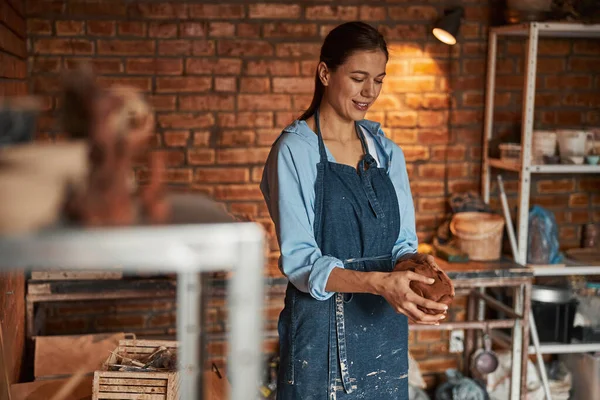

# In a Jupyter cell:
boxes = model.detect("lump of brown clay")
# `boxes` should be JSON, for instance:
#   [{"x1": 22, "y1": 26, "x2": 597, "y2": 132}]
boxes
[{"x1": 396, "y1": 259, "x2": 455, "y2": 315}]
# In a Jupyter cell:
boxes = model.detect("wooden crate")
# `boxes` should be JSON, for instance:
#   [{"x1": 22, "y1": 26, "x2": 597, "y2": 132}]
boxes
[{"x1": 92, "y1": 339, "x2": 179, "y2": 400}]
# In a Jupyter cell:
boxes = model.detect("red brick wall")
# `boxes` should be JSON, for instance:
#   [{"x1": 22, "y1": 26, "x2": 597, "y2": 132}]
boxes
[
  {"x1": 24, "y1": 0, "x2": 600, "y2": 385},
  {"x1": 0, "y1": 0, "x2": 27, "y2": 384}
]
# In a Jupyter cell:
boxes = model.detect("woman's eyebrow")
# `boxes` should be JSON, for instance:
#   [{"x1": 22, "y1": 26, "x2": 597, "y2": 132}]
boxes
[{"x1": 350, "y1": 70, "x2": 386, "y2": 77}]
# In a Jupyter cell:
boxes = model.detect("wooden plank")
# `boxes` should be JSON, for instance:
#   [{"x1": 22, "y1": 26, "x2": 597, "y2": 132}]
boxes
[
  {"x1": 10, "y1": 376, "x2": 93, "y2": 400},
  {"x1": 34, "y1": 333, "x2": 126, "y2": 379},
  {"x1": 96, "y1": 393, "x2": 165, "y2": 400},
  {"x1": 27, "y1": 283, "x2": 51, "y2": 295},
  {"x1": 118, "y1": 340, "x2": 179, "y2": 348},
  {"x1": 27, "y1": 290, "x2": 176, "y2": 303},
  {"x1": 0, "y1": 270, "x2": 25, "y2": 384},
  {"x1": 30, "y1": 270, "x2": 123, "y2": 281},
  {"x1": 95, "y1": 372, "x2": 172, "y2": 380},
  {"x1": 98, "y1": 378, "x2": 166, "y2": 387},
  {"x1": 99, "y1": 385, "x2": 166, "y2": 394},
  {"x1": 28, "y1": 279, "x2": 176, "y2": 296}
]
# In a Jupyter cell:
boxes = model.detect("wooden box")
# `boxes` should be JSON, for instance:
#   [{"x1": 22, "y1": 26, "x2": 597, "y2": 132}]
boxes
[{"x1": 92, "y1": 339, "x2": 179, "y2": 400}]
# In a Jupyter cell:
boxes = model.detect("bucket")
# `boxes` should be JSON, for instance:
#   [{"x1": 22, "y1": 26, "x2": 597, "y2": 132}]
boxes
[
  {"x1": 450, "y1": 212, "x2": 505, "y2": 261},
  {"x1": 557, "y1": 129, "x2": 587, "y2": 157}
]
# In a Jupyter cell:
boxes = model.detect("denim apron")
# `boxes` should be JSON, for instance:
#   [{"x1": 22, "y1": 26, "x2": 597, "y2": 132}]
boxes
[{"x1": 276, "y1": 110, "x2": 409, "y2": 400}]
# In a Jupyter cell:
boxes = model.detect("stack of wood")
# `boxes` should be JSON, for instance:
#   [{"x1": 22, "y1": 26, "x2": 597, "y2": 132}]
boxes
[{"x1": 105, "y1": 344, "x2": 178, "y2": 373}]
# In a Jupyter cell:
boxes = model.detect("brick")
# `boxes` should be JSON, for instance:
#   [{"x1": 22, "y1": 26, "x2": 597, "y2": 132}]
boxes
[
  {"x1": 156, "y1": 77, "x2": 212, "y2": 93},
  {"x1": 218, "y1": 40, "x2": 273, "y2": 57},
  {"x1": 272, "y1": 77, "x2": 313, "y2": 94},
  {"x1": 379, "y1": 25, "x2": 427, "y2": 40},
  {"x1": 149, "y1": 22, "x2": 177, "y2": 38},
  {"x1": 186, "y1": 58, "x2": 242, "y2": 75},
  {"x1": 98, "y1": 39, "x2": 154, "y2": 55},
  {"x1": 306, "y1": 5, "x2": 357, "y2": 20},
  {"x1": 241, "y1": 77, "x2": 271, "y2": 93},
  {"x1": 55, "y1": 20, "x2": 84, "y2": 36},
  {"x1": 451, "y1": 110, "x2": 483, "y2": 126},
  {"x1": 569, "y1": 57, "x2": 597, "y2": 73},
  {"x1": 573, "y1": 41, "x2": 600, "y2": 55},
  {"x1": 563, "y1": 93, "x2": 600, "y2": 107},
  {"x1": 389, "y1": 6, "x2": 437, "y2": 21},
  {"x1": 181, "y1": 22, "x2": 207, "y2": 38},
  {"x1": 263, "y1": 23, "x2": 317, "y2": 38},
  {"x1": 0, "y1": 80, "x2": 27, "y2": 96},
  {"x1": 238, "y1": 94, "x2": 291, "y2": 111},
  {"x1": 214, "y1": 184, "x2": 263, "y2": 201},
  {"x1": 46, "y1": 318, "x2": 88, "y2": 335},
  {"x1": 157, "y1": 112, "x2": 215, "y2": 129},
  {"x1": 570, "y1": 210, "x2": 590, "y2": 224},
  {"x1": 64, "y1": 58, "x2": 123, "y2": 74},
  {"x1": 118, "y1": 22, "x2": 147, "y2": 37},
  {"x1": 537, "y1": 179, "x2": 575, "y2": 194},
  {"x1": 218, "y1": 112, "x2": 273, "y2": 128},
  {"x1": 276, "y1": 43, "x2": 321, "y2": 58},
  {"x1": 87, "y1": 21, "x2": 115, "y2": 36},
  {"x1": 234, "y1": 23, "x2": 259, "y2": 38},
  {"x1": 537, "y1": 58, "x2": 565, "y2": 74},
  {"x1": 190, "y1": 4, "x2": 244, "y2": 18},
  {"x1": 449, "y1": 76, "x2": 485, "y2": 91},
  {"x1": 461, "y1": 59, "x2": 485, "y2": 75},
  {"x1": 26, "y1": 0, "x2": 66, "y2": 15},
  {"x1": 126, "y1": 58, "x2": 182, "y2": 75},
  {"x1": 218, "y1": 130, "x2": 256, "y2": 147},
  {"x1": 418, "y1": 111, "x2": 447, "y2": 128},
  {"x1": 246, "y1": 60, "x2": 299, "y2": 76},
  {"x1": 418, "y1": 128, "x2": 449, "y2": 144},
  {"x1": 360, "y1": 5, "x2": 387, "y2": 21},
  {"x1": 230, "y1": 203, "x2": 259, "y2": 217},
  {"x1": 0, "y1": 53, "x2": 25, "y2": 78},
  {"x1": 32, "y1": 38, "x2": 91, "y2": 55},
  {"x1": 70, "y1": 0, "x2": 126, "y2": 16},
  {"x1": 417, "y1": 330, "x2": 443, "y2": 342},
  {"x1": 195, "y1": 167, "x2": 249, "y2": 183},
  {"x1": 27, "y1": 19, "x2": 52, "y2": 35},
  {"x1": 249, "y1": 4, "x2": 300, "y2": 19},
  {"x1": 386, "y1": 111, "x2": 417, "y2": 128},
  {"x1": 292, "y1": 95, "x2": 312, "y2": 111},
  {"x1": 369, "y1": 94, "x2": 401, "y2": 112},
  {"x1": 157, "y1": 40, "x2": 192, "y2": 56},
  {"x1": 179, "y1": 94, "x2": 235, "y2": 111},
  {"x1": 128, "y1": 3, "x2": 188, "y2": 19},
  {"x1": 147, "y1": 95, "x2": 176, "y2": 111},
  {"x1": 449, "y1": 179, "x2": 479, "y2": 193},
  {"x1": 431, "y1": 145, "x2": 466, "y2": 162},
  {"x1": 163, "y1": 131, "x2": 190, "y2": 147},
  {"x1": 390, "y1": 129, "x2": 417, "y2": 144},
  {"x1": 418, "y1": 197, "x2": 446, "y2": 213},
  {"x1": 402, "y1": 145, "x2": 429, "y2": 162},
  {"x1": 385, "y1": 77, "x2": 436, "y2": 93},
  {"x1": 190, "y1": 131, "x2": 210, "y2": 148},
  {"x1": 545, "y1": 75, "x2": 592, "y2": 90},
  {"x1": 193, "y1": 41, "x2": 216, "y2": 56},
  {"x1": 217, "y1": 148, "x2": 270, "y2": 164},
  {"x1": 187, "y1": 149, "x2": 216, "y2": 165},
  {"x1": 208, "y1": 22, "x2": 235, "y2": 38},
  {"x1": 538, "y1": 40, "x2": 570, "y2": 56},
  {"x1": 579, "y1": 178, "x2": 600, "y2": 191},
  {"x1": 96, "y1": 77, "x2": 152, "y2": 92},
  {"x1": 154, "y1": 150, "x2": 185, "y2": 166},
  {"x1": 215, "y1": 77, "x2": 237, "y2": 92}
]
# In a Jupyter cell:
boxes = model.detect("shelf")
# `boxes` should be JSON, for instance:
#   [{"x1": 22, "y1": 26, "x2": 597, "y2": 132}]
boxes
[
  {"x1": 529, "y1": 342, "x2": 600, "y2": 355},
  {"x1": 532, "y1": 265, "x2": 600, "y2": 276},
  {"x1": 488, "y1": 158, "x2": 600, "y2": 174},
  {"x1": 491, "y1": 22, "x2": 600, "y2": 38}
]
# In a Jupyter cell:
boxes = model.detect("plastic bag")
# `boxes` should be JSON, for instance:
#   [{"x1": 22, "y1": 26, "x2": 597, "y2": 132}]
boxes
[
  {"x1": 435, "y1": 369, "x2": 488, "y2": 400},
  {"x1": 527, "y1": 205, "x2": 563, "y2": 265}
]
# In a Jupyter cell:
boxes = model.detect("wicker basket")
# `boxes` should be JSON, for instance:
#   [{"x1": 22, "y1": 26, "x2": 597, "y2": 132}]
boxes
[{"x1": 450, "y1": 212, "x2": 505, "y2": 261}]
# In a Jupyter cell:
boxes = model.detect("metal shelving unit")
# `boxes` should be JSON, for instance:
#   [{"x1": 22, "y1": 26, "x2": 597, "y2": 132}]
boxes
[
  {"x1": 0, "y1": 218, "x2": 266, "y2": 400},
  {"x1": 482, "y1": 22, "x2": 600, "y2": 359}
]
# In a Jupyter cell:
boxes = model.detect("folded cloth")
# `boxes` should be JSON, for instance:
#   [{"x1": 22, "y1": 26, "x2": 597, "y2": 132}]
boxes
[{"x1": 396, "y1": 259, "x2": 455, "y2": 315}]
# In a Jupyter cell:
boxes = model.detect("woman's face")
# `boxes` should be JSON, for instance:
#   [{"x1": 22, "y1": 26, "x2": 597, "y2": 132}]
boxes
[{"x1": 319, "y1": 49, "x2": 387, "y2": 122}]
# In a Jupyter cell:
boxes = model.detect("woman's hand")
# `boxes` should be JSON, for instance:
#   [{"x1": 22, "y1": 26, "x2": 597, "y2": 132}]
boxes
[{"x1": 374, "y1": 270, "x2": 448, "y2": 325}]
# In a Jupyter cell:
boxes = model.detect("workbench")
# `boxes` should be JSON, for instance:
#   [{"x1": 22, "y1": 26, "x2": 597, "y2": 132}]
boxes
[{"x1": 409, "y1": 257, "x2": 533, "y2": 400}]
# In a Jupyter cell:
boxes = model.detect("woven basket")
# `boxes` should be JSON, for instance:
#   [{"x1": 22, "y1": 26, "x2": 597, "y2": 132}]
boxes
[{"x1": 450, "y1": 212, "x2": 505, "y2": 261}]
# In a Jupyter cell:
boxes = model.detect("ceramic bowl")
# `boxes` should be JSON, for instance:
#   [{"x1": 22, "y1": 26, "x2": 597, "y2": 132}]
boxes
[{"x1": 586, "y1": 155, "x2": 600, "y2": 165}]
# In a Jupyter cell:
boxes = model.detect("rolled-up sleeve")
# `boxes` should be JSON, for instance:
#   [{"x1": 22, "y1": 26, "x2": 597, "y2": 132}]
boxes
[
  {"x1": 386, "y1": 139, "x2": 418, "y2": 264},
  {"x1": 261, "y1": 137, "x2": 342, "y2": 300}
]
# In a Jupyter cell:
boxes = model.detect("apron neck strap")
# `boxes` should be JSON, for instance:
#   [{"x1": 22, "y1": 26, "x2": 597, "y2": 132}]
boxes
[{"x1": 314, "y1": 108, "x2": 373, "y2": 166}]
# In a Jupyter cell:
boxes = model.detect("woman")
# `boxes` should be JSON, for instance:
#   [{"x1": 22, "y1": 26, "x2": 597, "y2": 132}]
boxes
[{"x1": 260, "y1": 21, "x2": 448, "y2": 399}]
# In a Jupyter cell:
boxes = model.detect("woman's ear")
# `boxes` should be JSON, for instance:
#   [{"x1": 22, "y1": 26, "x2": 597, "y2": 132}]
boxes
[{"x1": 317, "y1": 62, "x2": 329, "y2": 87}]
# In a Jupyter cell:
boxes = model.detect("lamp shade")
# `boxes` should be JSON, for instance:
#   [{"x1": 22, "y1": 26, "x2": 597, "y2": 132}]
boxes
[{"x1": 433, "y1": 7, "x2": 464, "y2": 45}]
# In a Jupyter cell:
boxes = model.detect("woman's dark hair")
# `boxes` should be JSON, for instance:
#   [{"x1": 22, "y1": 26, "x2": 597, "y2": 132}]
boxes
[{"x1": 299, "y1": 21, "x2": 388, "y2": 121}]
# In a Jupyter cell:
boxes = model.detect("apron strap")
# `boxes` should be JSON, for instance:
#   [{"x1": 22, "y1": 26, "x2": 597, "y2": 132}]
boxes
[{"x1": 314, "y1": 108, "x2": 329, "y2": 164}]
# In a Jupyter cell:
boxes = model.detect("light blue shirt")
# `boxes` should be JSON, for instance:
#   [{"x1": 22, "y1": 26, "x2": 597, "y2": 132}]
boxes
[{"x1": 260, "y1": 119, "x2": 418, "y2": 301}]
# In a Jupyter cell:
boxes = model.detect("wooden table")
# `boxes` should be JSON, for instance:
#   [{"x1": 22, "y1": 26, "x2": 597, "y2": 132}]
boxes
[{"x1": 409, "y1": 257, "x2": 533, "y2": 400}]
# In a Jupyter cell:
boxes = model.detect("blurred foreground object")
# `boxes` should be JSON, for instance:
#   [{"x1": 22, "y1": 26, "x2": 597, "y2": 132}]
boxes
[{"x1": 0, "y1": 64, "x2": 169, "y2": 234}]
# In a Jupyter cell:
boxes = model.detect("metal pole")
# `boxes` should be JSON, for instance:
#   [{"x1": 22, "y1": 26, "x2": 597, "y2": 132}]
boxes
[
  {"x1": 177, "y1": 272, "x2": 202, "y2": 399},
  {"x1": 482, "y1": 31, "x2": 498, "y2": 204}
]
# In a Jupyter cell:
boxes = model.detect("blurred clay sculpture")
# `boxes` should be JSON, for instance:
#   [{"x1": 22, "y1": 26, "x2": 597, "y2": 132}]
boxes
[
  {"x1": 396, "y1": 258, "x2": 455, "y2": 314},
  {"x1": 63, "y1": 64, "x2": 169, "y2": 226}
]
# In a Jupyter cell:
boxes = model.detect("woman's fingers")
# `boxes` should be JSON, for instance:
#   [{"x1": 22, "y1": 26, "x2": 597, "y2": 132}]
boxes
[
  {"x1": 405, "y1": 303, "x2": 444, "y2": 323},
  {"x1": 411, "y1": 295, "x2": 449, "y2": 313},
  {"x1": 405, "y1": 271, "x2": 435, "y2": 285}
]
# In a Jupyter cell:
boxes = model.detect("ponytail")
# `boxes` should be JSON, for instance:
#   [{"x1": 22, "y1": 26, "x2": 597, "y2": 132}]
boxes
[{"x1": 298, "y1": 71, "x2": 325, "y2": 121}]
